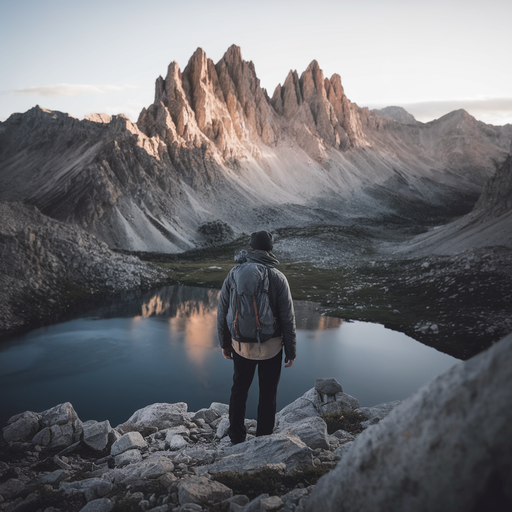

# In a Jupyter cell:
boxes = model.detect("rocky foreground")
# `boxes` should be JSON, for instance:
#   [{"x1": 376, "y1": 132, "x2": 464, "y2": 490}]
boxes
[{"x1": 2, "y1": 333, "x2": 511, "y2": 512}]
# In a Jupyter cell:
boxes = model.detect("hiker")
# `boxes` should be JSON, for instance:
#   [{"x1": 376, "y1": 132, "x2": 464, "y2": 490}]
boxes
[{"x1": 217, "y1": 230, "x2": 296, "y2": 444}]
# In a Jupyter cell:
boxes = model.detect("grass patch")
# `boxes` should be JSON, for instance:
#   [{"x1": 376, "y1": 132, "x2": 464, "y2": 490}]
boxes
[{"x1": 323, "y1": 410, "x2": 366, "y2": 435}]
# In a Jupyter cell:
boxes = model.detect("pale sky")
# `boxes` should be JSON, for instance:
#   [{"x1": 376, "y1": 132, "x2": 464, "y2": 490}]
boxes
[{"x1": 1, "y1": 0, "x2": 511, "y2": 125}]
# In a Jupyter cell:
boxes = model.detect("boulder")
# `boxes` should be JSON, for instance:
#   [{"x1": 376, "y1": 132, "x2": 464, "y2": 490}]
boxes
[
  {"x1": 168, "y1": 434, "x2": 188, "y2": 451},
  {"x1": 315, "y1": 378, "x2": 343, "y2": 396},
  {"x1": 215, "y1": 417, "x2": 230, "y2": 439},
  {"x1": 279, "y1": 416, "x2": 329, "y2": 450},
  {"x1": 78, "y1": 498, "x2": 114, "y2": 512},
  {"x1": 357, "y1": 400, "x2": 402, "y2": 428},
  {"x1": 201, "y1": 432, "x2": 313, "y2": 474},
  {"x1": 119, "y1": 402, "x2": 188, "y2": 430},
  {"x1": 48, "y1": 422, "x2": 76, "y2": 449},
  {"x1": 318, "y1": 391, "x2": 360, "y2": 416},
  {"x1": 178, "y1": 476, "x2": 232, "y2": 506},
  {"x1": 2, "y1": 411, "x2": 41, "y2": 443},
  {"x1": 32, "y1": 426, "x2": 52, "y2": 447},
  {"x1": 111, "y1": 431, "x2": 147, "y2": 457},
  {"x1": 83, "y1": 420, "x2": 115, "y2": 451},
  {"x1": 192, "y1": 407, "x2": 220, "y2": 425},
  {"x1": 276, "y1": 388, "x2": 321, "y2": 426},
  {"x1": 114, "y1": 448, "x2": 143, "y2": 468},
  {"x1": 112, "y1": 454, "x2": 175, "y2": 485},
  {"x1": 306, "y1": 333, "x2": 512, "y2": 512},
  {"x1": 164, "y1": 425, "x2": 190, "y2": 446},
  {"x1": 60, "y1": 478, "x2": 113, "y2": 503},
  {"x1": 41, "y1": 402, "x2": 79, "y2": 427},
  {"x1": 210, "y1": 402, "x2": 229, "y2": 416}
]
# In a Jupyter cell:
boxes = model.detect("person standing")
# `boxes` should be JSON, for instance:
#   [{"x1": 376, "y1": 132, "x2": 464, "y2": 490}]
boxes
[{"x1": 217, "y1": 230, "x2": 296, "y2": 444}]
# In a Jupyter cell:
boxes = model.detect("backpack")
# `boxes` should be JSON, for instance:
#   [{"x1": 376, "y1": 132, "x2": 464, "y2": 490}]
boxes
[{"x1": 227, "y1": 262, "x2": 276, "y2": 348}]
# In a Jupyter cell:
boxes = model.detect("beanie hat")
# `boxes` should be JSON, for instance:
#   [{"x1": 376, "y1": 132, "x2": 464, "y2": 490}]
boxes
[{"x1": 250, "y1": 230, "x2": 273, "y2": 252}]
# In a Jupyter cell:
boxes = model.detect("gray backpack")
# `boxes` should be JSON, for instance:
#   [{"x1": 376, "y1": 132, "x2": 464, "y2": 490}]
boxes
[{"x1": 227, "y1": 262, "x2": 276, "y2": 348}]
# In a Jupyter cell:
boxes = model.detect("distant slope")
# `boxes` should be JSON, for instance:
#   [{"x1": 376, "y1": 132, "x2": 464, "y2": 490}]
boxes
[{"x1": 399, "y1": 142, "x2": 512, "y2": 255}]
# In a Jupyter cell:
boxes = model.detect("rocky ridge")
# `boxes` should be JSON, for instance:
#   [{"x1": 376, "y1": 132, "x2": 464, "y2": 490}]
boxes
[
  {"x1": 1, "y1": 45, "x2": 511, "y2": 253},
  {"x1": 0, "y1": 202, "x2": 171, "y2": 336},
  {"x1": 2, "y1": 333, "x2": 511, "y2": 512}
]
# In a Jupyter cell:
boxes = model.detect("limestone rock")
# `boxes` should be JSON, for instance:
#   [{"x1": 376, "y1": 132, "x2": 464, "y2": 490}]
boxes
[
  {"x1": 60, "y1": 478, "x2": 113, "y2": 503},
  {"x1": 357, "y1": 400, "x2": 402, "y2": 428},
  {"x1": 111, "y1": 431, "x2": 147, "y2": 457},
  {"x1": 178, "y1": 476, "x2": 233, "y2": 506},
  {"x1": 315, "y1": 378, "x2": 343, "y2": 396},
  {"x1": 121, "y1": 402, "x2": 188, "y2": 430},
  {"x1": 201, "y1": 432, "x2": 313, "y2": 474},
  {"x1": 306, "y1": 333, "x2": 512, "y2": 512},
  {"x1": 114, "y1": 448, "x2": 143, "y2": 468},
  {"x1": 32, "y1": 426, "x2": 52, "y2": 447},
  {"x1": 2, "y1": 411, "x2": 41, "y2": 443},
  {"x1": 279, "y1": 416, "x2": 329, "y2": 450},
  {"x1": 83, "y1": 420, "x2": 116, "y2": 452},
  {"x1": 168, "y1": 434, "x2": 188, "y2": 451},
  {"x1": 112, "y1": 454, "x2": 175, "y2": 485},
  {"x1": 78, "y1": 498, "x2": 114, "y2": 512},
  {"x1": 40, "y1": 402, "x2": 79, "y2": 427}
]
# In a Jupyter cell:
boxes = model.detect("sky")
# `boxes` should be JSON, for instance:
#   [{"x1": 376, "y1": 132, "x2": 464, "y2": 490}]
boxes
[{"x1": 1, "y1": 0, "x2": 511, "y2": 125}]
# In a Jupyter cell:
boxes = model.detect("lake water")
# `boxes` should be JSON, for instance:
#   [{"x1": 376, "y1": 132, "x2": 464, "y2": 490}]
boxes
[{"x1": 0, "y1": 285, "x2": 459, "y2": 428}]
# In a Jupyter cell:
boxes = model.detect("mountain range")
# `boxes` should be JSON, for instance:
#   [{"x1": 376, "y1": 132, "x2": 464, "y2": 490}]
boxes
[{"x1": 1, "y1": 44, "x2": 511, "y2": 254}]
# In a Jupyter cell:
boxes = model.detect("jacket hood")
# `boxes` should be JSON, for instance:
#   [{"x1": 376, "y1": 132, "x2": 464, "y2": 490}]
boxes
[{"x1": 234, "y1": 249, "x2": 280, "y2": 268}]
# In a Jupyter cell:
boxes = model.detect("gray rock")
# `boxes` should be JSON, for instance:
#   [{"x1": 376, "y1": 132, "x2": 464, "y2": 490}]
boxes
[
  {"x1": 60, "y1": 478, "x2": 113, "y2": 502},
  {"x1": 32, "y1": 426, "x2": 52, "y2": 446},
  {"x1": 192, "y1": 407, "x2": 219, "y2": 425},
  {"x1": 48, "y1": 422, "x2": 75, "y2": 448},
  {"x1": 333, "y1": 441, "x2": 354, "y2": 460},
  {"x1": 173, "y1": 445, "x2": 217, "y2": 465},
  {"x1": 318, "y1": 392, "x2": 359, "y2": 416},
  {"x1": 3, "y1": 411, "x2": 41, "y2": 443},
  {"x1": 276, "y1": 388, "x2": 321, "y2": 426},
  {"x1": 315, "y1": 378, "x2": 343, "y2": 396},
  {"x1": 164, "y1": 426, "x2": 190, "y2": 445},
  {"x1": 280, "y1": 416, "x2": 329, "y2": 450},
  {"x1": 112, "y1": 454, "x2": 175, "y2": 485},
  {"x1": 215, "y1": 416, "x2": 230, "y2": 439},
  {"x1": 121, "y1": 402, "x2": 188, "y2": 430},
  {"x1": 210, "y1": 402, "x2": 229, "y2": 416},
  {"x1": 40, "y1": 469, "x2": 71, "y2": 484},
  {"x1": 79, "y1": 498, "x2": 114, "y2": 512},
  {"x1": 282, "y1": 488, "x2": 308, "y2": 506},
  {"x1": 111, "y1": 431, "x2": 147, "y2": 456},
  {"x1": 178, "y1": 476, "x2": 232, "y2": 506},
  {"x1": 242, "y1": 493, "x2": 270, "y2": 512},
  {"x1": 331, "y1": 429, "x2": 356, "y2": 444},
  {"x1": 83, "y1": 420, "x2": 114, "y2": 451},
  {"x1": 260, "y1": 496, "x2": 284, "y2": 511},
  {"x1": 114, "y1": 448, "x2": 143, "y2": 468},
  {"x1": 41, "y1": 402, "x2": 79, "y2": 427},
  {"x1": 0, "y1": 478, "x2": 28, "y2": 499},
  {"x1": 357, "y1": 400, "x2": 402, "y2": 428},
  {"x1": 306, "y1": 333, "x2": 512, "y2": 512},
  {"x1": 202, "y1": 432, "x2": 313, "y2": 474},
  {"x1": 168, "y1": 434, "x2": 188, "y2": 451}
]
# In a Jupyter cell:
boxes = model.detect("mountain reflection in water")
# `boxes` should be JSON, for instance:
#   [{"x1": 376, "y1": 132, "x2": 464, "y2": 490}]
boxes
[{"x1": 0, "y1": 285, "x2": 457, "y2": 428}]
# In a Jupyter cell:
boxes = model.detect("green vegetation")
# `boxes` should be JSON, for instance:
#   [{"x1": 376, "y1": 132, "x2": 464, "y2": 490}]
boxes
[{"x1": 322, "y1": 410, "x2": 366, "y2": 435}]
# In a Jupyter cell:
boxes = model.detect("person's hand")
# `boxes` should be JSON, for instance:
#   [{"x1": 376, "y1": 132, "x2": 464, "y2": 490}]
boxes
[
  {"x1": 284, "y1": 357, "x2": 294, "y2": 368},
  {"x1": 222, "y1": 348, "x2": 233, "y2": 360}
]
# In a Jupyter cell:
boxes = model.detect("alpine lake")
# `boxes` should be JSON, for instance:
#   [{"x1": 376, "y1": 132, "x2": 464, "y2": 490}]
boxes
[{"x1": 0, "y1": 277, "x2": 458, "y2": 429}]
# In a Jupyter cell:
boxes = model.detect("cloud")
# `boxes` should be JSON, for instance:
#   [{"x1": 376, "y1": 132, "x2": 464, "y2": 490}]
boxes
[
  {"x1": 4, "y1": 83, "x2": 137, "y2": 97},
  {"x1": 368, "y1": 98, "x2": 512, "y2": 126}
]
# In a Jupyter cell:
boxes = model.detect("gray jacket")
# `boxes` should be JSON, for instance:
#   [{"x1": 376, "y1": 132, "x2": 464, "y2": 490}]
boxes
[{"x1": 217, "y1": 250, "x2": 297, "y2": 360}]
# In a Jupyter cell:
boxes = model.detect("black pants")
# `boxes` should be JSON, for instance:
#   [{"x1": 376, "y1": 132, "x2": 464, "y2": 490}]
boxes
[{"x1": 228, "y1": 349, "x2": 283, "y2": 444}]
